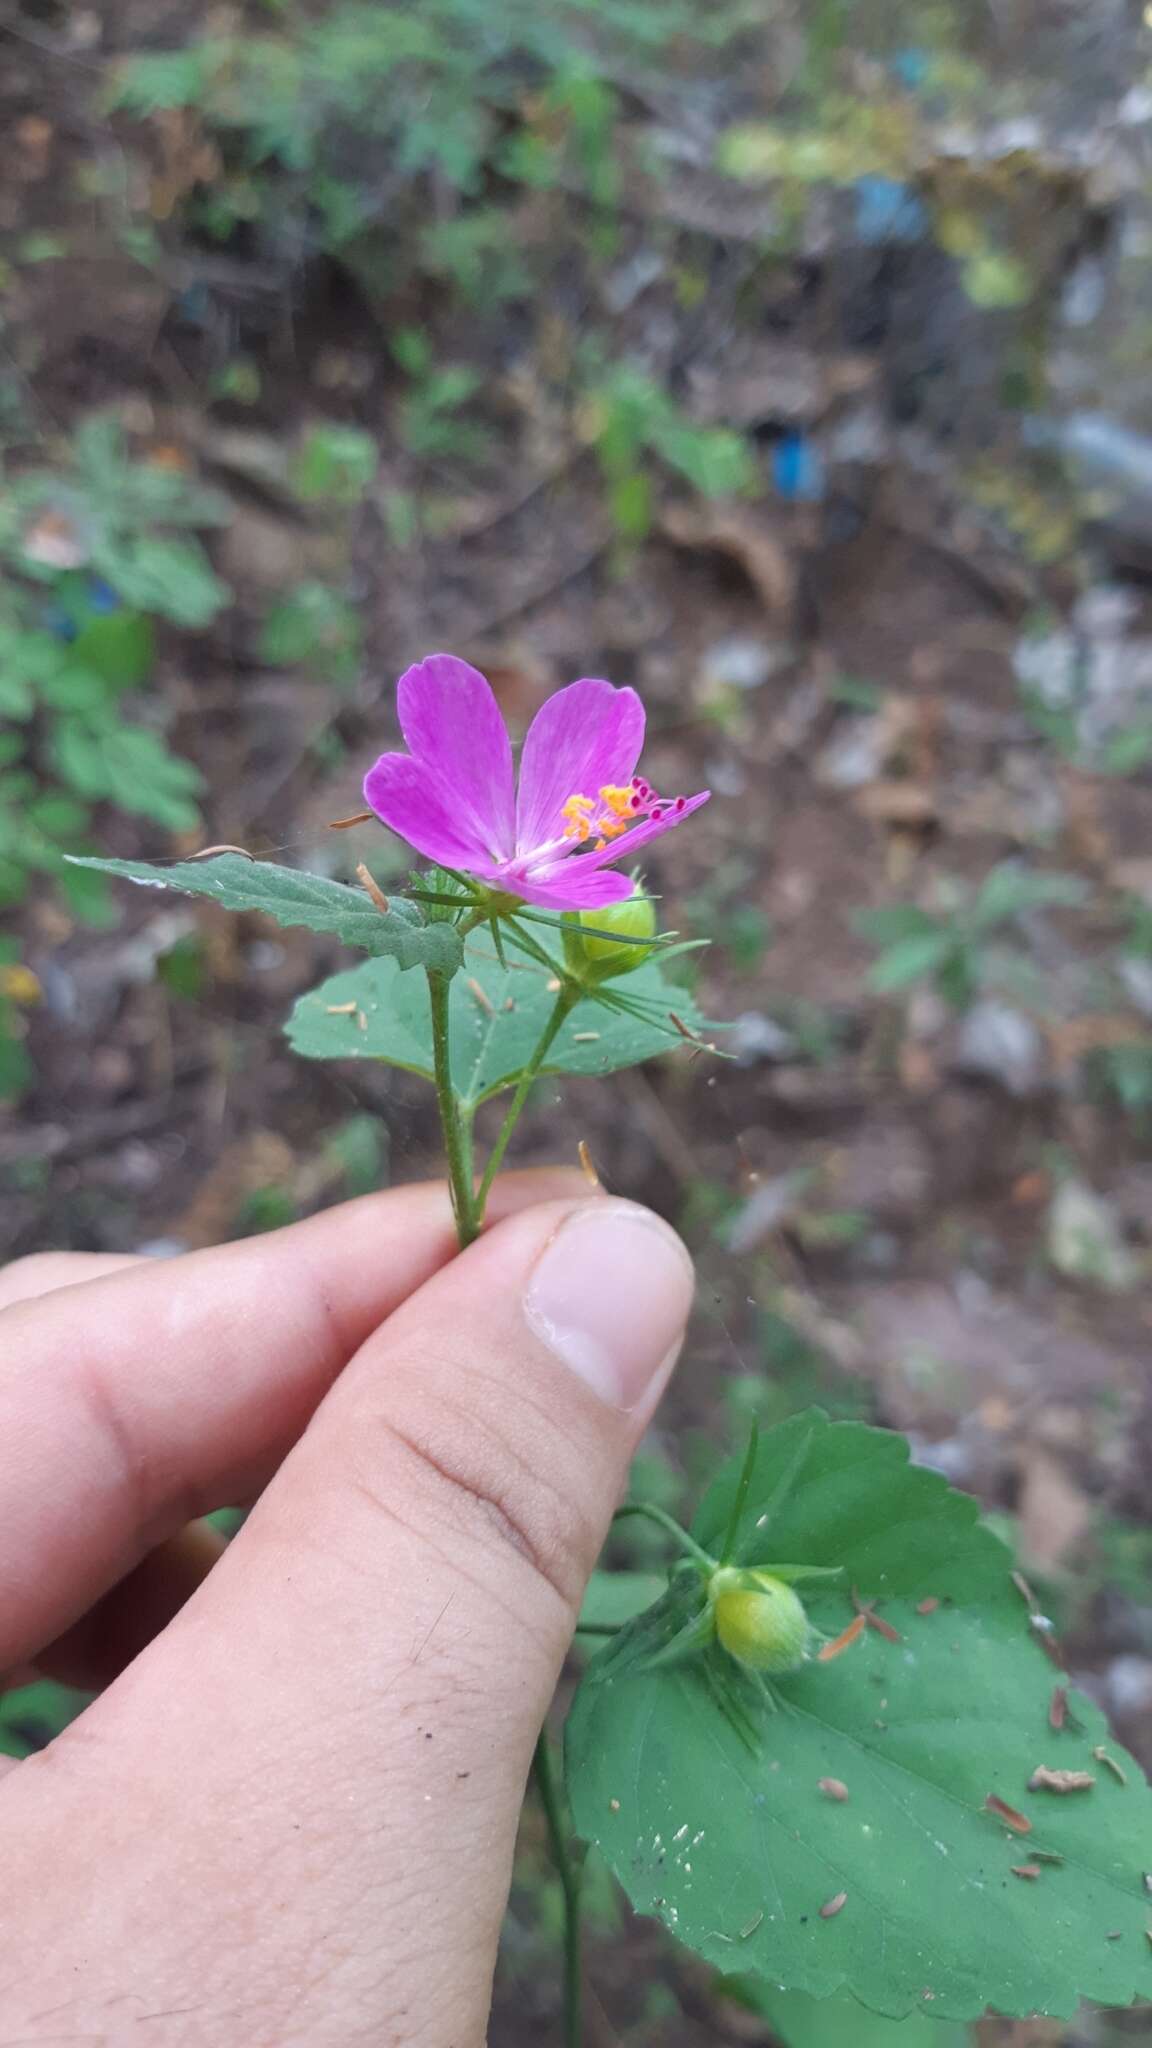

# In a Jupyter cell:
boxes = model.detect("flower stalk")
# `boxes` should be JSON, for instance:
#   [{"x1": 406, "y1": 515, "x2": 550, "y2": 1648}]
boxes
[
  {"x1": 474, "y1": 980, "x2": 580, "y2": 1218},
  {"x1": 426, "y1": 967, "x2": 480, "y2": 1247}
]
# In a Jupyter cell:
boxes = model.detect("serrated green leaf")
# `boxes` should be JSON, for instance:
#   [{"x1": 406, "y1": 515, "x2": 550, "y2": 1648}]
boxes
[
  {"x1": 285, "y1": 949, "x2": 703, "y2": 1106},
  {"x1": 567, "y1": 1412, "x2": 1152, "y2": 2021},
  {"x1": 64, "y1": 855, "x2": 462, "y2": 974}
]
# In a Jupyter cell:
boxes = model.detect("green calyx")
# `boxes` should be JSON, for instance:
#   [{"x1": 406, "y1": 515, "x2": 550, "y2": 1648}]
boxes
[
  {"x1": 561, "y1": 888, "x2": 658, "y2": 983},
  {"x1": 709, "y1": 1566, "x2": 813, "y2": 1675}
]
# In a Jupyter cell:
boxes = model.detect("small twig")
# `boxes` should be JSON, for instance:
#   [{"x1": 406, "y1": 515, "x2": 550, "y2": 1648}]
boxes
[{"x1": 355, "y1": 863, "x2": 391, "y2": 915}]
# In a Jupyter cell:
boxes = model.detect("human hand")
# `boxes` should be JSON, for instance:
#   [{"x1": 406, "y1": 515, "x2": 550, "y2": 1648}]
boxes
[{"x1": 0, "y1": 1171, "x2": 693, "y2": 2044}]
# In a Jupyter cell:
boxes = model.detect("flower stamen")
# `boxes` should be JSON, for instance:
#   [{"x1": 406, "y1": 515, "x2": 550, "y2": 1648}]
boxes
[{"x1": 559, "y1": 775, "x2": 686, "y2": 853}]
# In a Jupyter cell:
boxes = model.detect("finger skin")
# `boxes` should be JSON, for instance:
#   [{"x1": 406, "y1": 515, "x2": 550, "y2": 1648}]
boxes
[
  {"x1": 0, "y1": 1196, "x2": 692, "y2": 2046},
  {"x1": 0, "y1": 1251, "x2": 143, "y2": 1312},
  {"x1": 0, "y1": 1168, "x2": 588, "y2": 1671}
]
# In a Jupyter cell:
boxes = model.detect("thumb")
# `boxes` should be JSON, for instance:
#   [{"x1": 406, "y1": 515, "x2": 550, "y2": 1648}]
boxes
[{"x1": 6, "y1": 1196, "x2": 694, "y2": 2044}]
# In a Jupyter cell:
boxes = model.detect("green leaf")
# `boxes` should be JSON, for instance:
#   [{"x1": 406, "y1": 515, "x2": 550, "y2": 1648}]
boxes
[
  {"x1": 853, "y1": 905, "x2": 943, "y2": 946},
  {"x1": 970, "y1": 864, "x2": 1087, "y2": 933},
  {"x1": 290, "y1": 424, "x2": 378, "y2": 504},
  {"x1": 71, "y1": 608, "x2": 155, "y2": 690},
  {"x1": 0, "y1": 1679, "x2": 89, "y2": 1758},
  {"x1": 579, "y1": 1570, "x2": 667, "y2": 1634},
  {"x1": 94, "y1": 536, "x2": 228, "y2": 626},
  {"x1": 97, "y1": 728, "x2": 203, "y2": 832},
  {"x1": 25, "y1": 793, "x2": 90, "y2": 840},
  {"x1": 257, "y1": 582, "x2": 361, "y2": 682},
  {"x1": 39, "y1": 666, "x2": 113, "y2": 714},
  {"x1": 48, "y1": 717, "x2": 113, "y2": 798},
  {"x1": 867, "y1": 929, "x2": 955, "y2": 992},
  {"x1": 0, "y1": 1020, "x2": 32, "y2": 1099},
  {"x1": 108, "y1": 47, "x2": 213, "y2": 114},
  {"x1": 64, "y1": 855, "x2": 462, "y2": 974},
  {"x1": 566, "y1": 1412, "x2": 1152, "y2": 2021},
  {"x1": 56, "y1": 862, "x2": 117, "y2": 927},
  {"x1": 286, "y1": 949, "x2": 704, "y2": 1106},
  {"x1": 720, "y1": 1980, "x2": 969, "y2": 2047}
]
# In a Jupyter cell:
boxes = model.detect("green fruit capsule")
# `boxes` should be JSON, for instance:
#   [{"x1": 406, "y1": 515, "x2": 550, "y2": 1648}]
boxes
[
  {"x1": 562, "y1": 889, "x2": 658, "y2": 981},
  {"x1": 710, "y1": 1567, "x2": 812, "y2": 1675}
]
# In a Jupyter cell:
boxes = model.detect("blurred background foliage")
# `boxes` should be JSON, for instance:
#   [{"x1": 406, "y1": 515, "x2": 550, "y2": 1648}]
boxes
[{"x1": 5, "y1": 1, "x2": 1152, "y2": 2040}]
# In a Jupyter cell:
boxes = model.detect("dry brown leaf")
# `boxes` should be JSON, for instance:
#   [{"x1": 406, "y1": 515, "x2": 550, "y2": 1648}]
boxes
[
  {"x1": 854, "y1": 780, "x2": 938, "y2": 829},
  {"x1": 657, "y1": 499, "x2": 795, "y2": 619}
]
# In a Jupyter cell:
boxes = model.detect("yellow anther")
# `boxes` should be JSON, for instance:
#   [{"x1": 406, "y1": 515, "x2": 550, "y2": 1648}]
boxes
[
  {"x1": 561, "y1": 792, "x2": 596, "y2": 840},
  {"x1": 598, "y1": 783, "x2": 636, "y2": 820}
]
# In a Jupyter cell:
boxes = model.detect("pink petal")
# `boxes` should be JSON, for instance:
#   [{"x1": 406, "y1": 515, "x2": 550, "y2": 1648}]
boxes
[
  {"x1": 363, "y1": 753, "x2": 494, "y2": 869},
  {"x1": 397, "y1": 653, "x2": 515, "y2": 860},
  {"x1": 511, "y1": 866, "x2": 639, "y2": 912},
  {"x1": 516, "y1": 678, "x2": 645, "y2": 853},
  {"x1": 581, "y1": 789, "x2": 711, "y2": 868}
]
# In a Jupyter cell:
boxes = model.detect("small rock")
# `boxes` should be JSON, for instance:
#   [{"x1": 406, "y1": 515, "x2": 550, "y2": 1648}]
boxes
[
  {"x1": 1107, "y1": 1655, "x2": 1152, "y2": 1716},
  {"x1": 812, "y1": 715, "x2": 888, "y2": 789},
  {"x1": 953, "y1": 1000, "x2": 1046, "y2": 1098},
  {"x1": 729, "y1": 1010, "x2": 798, "y2": 1066},
  {"x1": 701, "y1": 634, "x2": 793, "y2": 694},
  {"x1": 1047, "y1": 1179, "x2": 1140, "y2": 1291},
  {"x1": 1119, "y1": 955, "x2": 1152, "y2": 1020}
]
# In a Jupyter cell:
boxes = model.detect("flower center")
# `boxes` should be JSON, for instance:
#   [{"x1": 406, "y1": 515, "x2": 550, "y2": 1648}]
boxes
[{"x1": 559, "y1": 776, "x2": 687, "y2": 853}]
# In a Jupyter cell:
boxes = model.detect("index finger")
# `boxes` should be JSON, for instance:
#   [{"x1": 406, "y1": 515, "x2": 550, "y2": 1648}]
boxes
[{"x1": 0, "y1": 1167, "x2": 588, "y2": 1670}]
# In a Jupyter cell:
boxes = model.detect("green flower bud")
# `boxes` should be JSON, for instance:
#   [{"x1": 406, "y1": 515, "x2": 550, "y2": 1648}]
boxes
[
  {"x1": 562, "y1": 889, "x2": 658, "y2": 982},
  {"x1": 710, "y1": 1566, "x2": 812, "y2": 1675}
]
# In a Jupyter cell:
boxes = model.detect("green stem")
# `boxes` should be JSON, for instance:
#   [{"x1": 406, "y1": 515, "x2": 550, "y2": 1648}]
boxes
[
  {"x1": 533, "y1": 1728, "x2": 583, "y2": 2048},
  {"x1": 426, "y1": 967, "x2": 479, "y2": 1248},
  {"x1": 473, "y1": 982, "x2": 579, "y2": 1225},
  {"x1": 429, "y1": 944, "x2": 587, "y2": 2037},
  {"x1": 613, "y1": 1502, "x2": 716, "y2": 1571}
]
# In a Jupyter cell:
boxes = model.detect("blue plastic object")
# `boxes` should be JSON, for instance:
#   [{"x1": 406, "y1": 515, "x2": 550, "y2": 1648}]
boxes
[
  {"x1": 852, "y1": 175, "x2": 929, "y2": 247},
  {"x1": 772, "y1": 430, "x2": 825, "y2": 503}
]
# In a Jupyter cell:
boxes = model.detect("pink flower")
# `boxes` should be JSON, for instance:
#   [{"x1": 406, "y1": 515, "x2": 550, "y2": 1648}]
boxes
[{"x1": 364, "y1": 654, "x2": 709, "y2": 912}]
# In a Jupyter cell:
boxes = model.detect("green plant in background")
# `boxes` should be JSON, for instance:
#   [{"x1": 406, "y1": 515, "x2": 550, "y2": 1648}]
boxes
[
  {"x1": 258, "y1": 581, "x2": 363, "y2": 685},
  {"x1": 108, "y1": 0, "x2": 739, "y2": 271},
  {"x1": 582, "y1": 361, "x2": 755, "y2": 542},
  {"x1": 855, "y1": 862, "x2": 1087, "y2": 1009},
  {"x1": 390, "y1": 329, "x2": 489, "y2": 465},
  {"x1": 0, "y1": 943, "x2": 39, "y2": 1101},
  {"x1": 1085, "y1": 1039, "x2": 1152, "y2": 1126},
  {"x1": 0, "y1": 417, "x2": 228, "y2": 936},
  {"x1": 289, "y1": 422, "x2": 378, "y2": 505}
]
